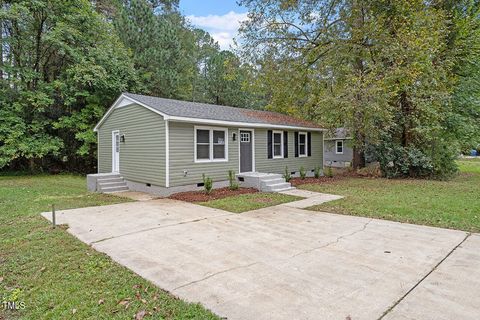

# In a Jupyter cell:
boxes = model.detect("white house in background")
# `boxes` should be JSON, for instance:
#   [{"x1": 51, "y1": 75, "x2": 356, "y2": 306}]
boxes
[{"x1": 324, "y1": 128, "x2": 353, "y2": 168}]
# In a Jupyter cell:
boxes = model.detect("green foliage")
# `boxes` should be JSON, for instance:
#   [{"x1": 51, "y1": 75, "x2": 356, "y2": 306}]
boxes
[
  {"x1": 283, "y1": 166, "x2": 291, "y2": 182},
  {"x1": 0, "y1": 0, "x2": 139, "y2": 171},
  {"x1": 202, "y1": 173, "x2": 213, "y2": 194},
  {"x1": 326, "y1": 166, "x2": 333, "y2": 178},
  {"x1": 0, "y1": 0, "x2": 264, "y2": 172},
  {"x1": 371, "y1": 138, "x2": 458, "y2": 179},
  {"x1": 228, "y1": 170, "x2": 239, "y2": 190},
  {"x1": 299, "y1": 166, "x2": 307, "y2": 180},
  {"x1": 239, "y1": 0, "x2": 480, "y2": 178},
  {"x1": 314, "y1": 165, "x2": 321, "y2": 179}
]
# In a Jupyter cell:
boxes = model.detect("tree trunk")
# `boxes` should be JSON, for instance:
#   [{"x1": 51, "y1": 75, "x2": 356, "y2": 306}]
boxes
[
  {"x1": 29, "y1": 158, "x2": 35, "y2": 172},
  {"x1": 352, "y1": 146, "x2": 366, "y2": 169},
  {"x1": 351, "y1": 0, "x2": 367, "y2": 170}
]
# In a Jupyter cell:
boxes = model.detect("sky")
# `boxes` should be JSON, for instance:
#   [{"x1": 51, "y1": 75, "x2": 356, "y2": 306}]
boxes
[{"x1": 178, "y1": 0, "x2": 248, "y2": 50}]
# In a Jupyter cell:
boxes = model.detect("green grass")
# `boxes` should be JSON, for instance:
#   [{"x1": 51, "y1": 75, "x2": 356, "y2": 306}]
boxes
[
  {"x1": 0, "y1": 174, "x2": 218, "y2": 319},
  {"x1": 300, "y1": 159, "x2": 480, "y2": 232},
  {"x1": 200, "y1": 192, "x2": 303, "y2": 213}
]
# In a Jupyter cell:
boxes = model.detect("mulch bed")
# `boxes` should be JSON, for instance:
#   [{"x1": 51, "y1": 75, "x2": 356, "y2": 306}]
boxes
[
  {"x1": 169, "y1": 187, "x2": 258, "y2": 202},
  {"x1": 290, "y1": 176, "x2": 343, "y2": 186}
]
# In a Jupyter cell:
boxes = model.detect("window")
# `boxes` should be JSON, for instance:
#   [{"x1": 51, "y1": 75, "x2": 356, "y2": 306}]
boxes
[
  {"x1": 336, "y1": 140, "x2": 344, "y2": 154},
  {"x1": 240, "y1": 132, "x2": 250, "y2": 142},
  {"x1": 298, "y1": 132, "x2": 307, "y2": 157},
  {"x1": 273, "y1": 131, "x2": 283, "y2": 158},
  {"x1": 195, "y1": 127, "x2": 228, "y2": 162}
]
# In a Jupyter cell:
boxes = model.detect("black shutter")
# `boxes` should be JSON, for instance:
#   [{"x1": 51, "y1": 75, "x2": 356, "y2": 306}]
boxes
[
  {"x1": 283, "y1": 131, "x2": 288, "y2": 158},
  {"x1": 267, "y1": 130, "x2": 273, "y2": 159},
  {"x1": 307, "y1": 132, "x2": 312, "y2": 156},
  {"x1": 294, "y1": 132, "x2": 299, "y2": 157}
]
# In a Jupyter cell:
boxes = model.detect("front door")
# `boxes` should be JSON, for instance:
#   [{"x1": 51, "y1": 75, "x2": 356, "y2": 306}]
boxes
[
  {"x1": 112, "y1": 131, "x2": 120, "y2": 172},
  {"x1": 240, "y1": 130, "x2": 253, "y2": 172}
]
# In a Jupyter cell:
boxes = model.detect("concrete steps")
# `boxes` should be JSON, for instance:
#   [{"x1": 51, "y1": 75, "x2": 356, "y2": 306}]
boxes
[
  {"x1": 237, "y1": 172, "x2": 295, "y2": 192},
  {"x1": 96, "y1": 174, "x2": 128, "y2": 193}
]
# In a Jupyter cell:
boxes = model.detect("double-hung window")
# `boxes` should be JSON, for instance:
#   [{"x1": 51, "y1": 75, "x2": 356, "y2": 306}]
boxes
[
  {"x1": 272, "y1": 130, "x2": 283, "y2": 158},
  {"x1": 298, "y1": 132, "x2": 307, "y2": 157},
  {"x1": 195, "y1": 127, "x2": 228, "y2": 162},
  {"x1": 336, "y1": 140, "x2": 344, "y2": 154}
]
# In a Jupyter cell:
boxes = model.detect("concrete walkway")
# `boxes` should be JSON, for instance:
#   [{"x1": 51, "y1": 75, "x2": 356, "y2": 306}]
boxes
[{"x1": 41, "y1": 193, "x2": 479, "y2": 320}]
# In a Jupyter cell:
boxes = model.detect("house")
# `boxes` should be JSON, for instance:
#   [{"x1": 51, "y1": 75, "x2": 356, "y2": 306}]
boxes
[
  {"x1": 87, "y1": 93, "x2": 325, "y2": 195},
  {"x1": 324, "y1": 128, "x2": 353, "y2": 168}
]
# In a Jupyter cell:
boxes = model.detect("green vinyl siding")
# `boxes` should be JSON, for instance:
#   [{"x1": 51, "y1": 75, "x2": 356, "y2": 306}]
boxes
[
  {"x1": 255, "y1": 129, "x2": 323, "y2": 174},
  {"x1": 169, "y1": 122, "x2": 238, "y2": 187},
  {"x1": 168, "y1": 123, "x2": 323, "y2": 187},
  {"x1": 97, "y1": 104, "x2": 166, "y2": 187}
]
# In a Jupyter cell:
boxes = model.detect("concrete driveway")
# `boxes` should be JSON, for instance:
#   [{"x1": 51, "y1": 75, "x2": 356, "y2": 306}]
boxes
[{"x1": 42, "y1": 193, "x2": 479, "y2": 320}]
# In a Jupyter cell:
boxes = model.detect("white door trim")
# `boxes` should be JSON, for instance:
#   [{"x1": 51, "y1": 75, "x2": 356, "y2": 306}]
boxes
[
  {"x1": 238, "y1": 128, "x2": 255, "y2": 173},
  {"x1": 112, "y1": 130, "x2": 120, "y2": 173}
]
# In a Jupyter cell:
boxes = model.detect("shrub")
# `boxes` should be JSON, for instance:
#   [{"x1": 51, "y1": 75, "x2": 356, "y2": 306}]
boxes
[
  {"x1": 202, "y1": 173, "x2": 213, "y2": 194},
  {"x1": 314, "y1": 165, "x2": 321, "y2": 178},
  {"x1": 299, "y1": 166, "x2": 306, "y2": 179},
  {"x1": 326, "y1": 166, "x2": 333, "y2": 178},
  {"x1": 283, "y1": 166, "x2": 291, "y2": 182},
  {"x1": 228, "y1": 170, "x2": 239, "y2": 190}
]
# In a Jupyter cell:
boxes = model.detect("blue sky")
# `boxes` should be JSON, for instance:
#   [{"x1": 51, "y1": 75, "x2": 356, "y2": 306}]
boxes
[{"x1": 178, "y1": 0, "x2": 248, "y2": 50}]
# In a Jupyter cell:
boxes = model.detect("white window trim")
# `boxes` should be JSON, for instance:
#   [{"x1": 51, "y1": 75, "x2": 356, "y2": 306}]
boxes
[
  {"x1": 298, "y1": 131, "x2": 308, "y2": 157},
  {"x1": 272, "y1": 130, "x2": 284, "y2": 159},
  {"x1": 336, "y1": 140, "x2": 344, "y2": 154},
  {"x1": 194, "y1": 126, "x2": 229, "y2": 163}
]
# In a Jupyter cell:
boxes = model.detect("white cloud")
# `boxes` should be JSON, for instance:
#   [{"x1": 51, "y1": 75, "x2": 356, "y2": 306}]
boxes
[{"x1": 187, "y1": 11, "x2": 248, "y2": 50}]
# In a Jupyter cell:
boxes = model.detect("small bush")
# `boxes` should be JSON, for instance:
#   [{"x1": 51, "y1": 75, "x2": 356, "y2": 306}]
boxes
[
  {"x1": 228, "y1": 170, "x2": 239, "y2": 190},
  {"x1": 299, "y1": 166, "x2": 306, "y2": 179},
  {"x1": 283, "y1": 166, "x2": 291, "y2": 182},
  {"x1": 202, "y1": 173, "x2": 213, "y2": 194},
  {"x1": 326, "y1": 166, "x2": 333, "y2": 178},
  {"x1": 314, "y1": 165, "x2": 321, "y2": 178}
]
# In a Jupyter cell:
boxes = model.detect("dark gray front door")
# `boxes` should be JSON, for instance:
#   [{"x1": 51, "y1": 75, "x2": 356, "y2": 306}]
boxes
[{"x1": 240, "y1": 130, "x2": 253, "y2": 172}]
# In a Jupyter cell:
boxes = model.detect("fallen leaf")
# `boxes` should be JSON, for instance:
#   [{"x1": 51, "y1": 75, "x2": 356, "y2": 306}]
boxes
[
  {"x1": 40, "y1": 267, "x2": 46, "y2": 272},
  {"x1": 152, "y1": 295, "x2": 158, "y2": 301},
  {"x1": 135, "y1": 310, "x2": 146, "y2": 320},
  {"x1": 118, "y1": 299, "x2": 131, "y2": 306},
  {"x1": 72, "y1": 309, "x2": 77, "y2": 314},
  {"x1": 141, "y1": 299, "x2": 147, "y2": 304},
  {"x1": 0, "y1": 277, "x2": 3, "y2": 283},
  {"x1": 132, "y1": 284, "x2": 141, "y2": 289},
  {"x1": 98, "y1": 299, "x2": 104, "y2": 305}
]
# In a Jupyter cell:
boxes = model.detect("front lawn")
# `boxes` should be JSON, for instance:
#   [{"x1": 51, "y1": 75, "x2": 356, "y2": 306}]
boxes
[
  {"x1": 0, "y1": 174, "x2": 218, "y2": 319},
  {"x1": 200, "y1": 192, "x2": 303, "y2": 213},
  {"x1": 300, "y1": 159, "x2": 480, "y2": 232}
]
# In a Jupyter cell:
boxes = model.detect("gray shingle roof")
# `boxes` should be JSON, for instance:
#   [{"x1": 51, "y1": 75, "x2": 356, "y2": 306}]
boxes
[{"x1": 124, "y1": 92, "x2": 322, "y2": 129}]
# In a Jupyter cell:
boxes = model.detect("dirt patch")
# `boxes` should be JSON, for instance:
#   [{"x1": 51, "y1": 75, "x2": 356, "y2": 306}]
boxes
[{"x1": 169, "y1": 187, "x2": 258, "y2": 202}]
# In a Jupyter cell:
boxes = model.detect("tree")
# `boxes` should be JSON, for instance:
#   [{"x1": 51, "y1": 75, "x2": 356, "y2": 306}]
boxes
[
  {"x1": 0, "y1": 0, "x2": 138, "y2": 171},
  {"x1": 239, "y1": 0, "x2": 476, "y2": 177},
  {"x1": 113, "y1": 0, "x2": 187, "y2": 98}
]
